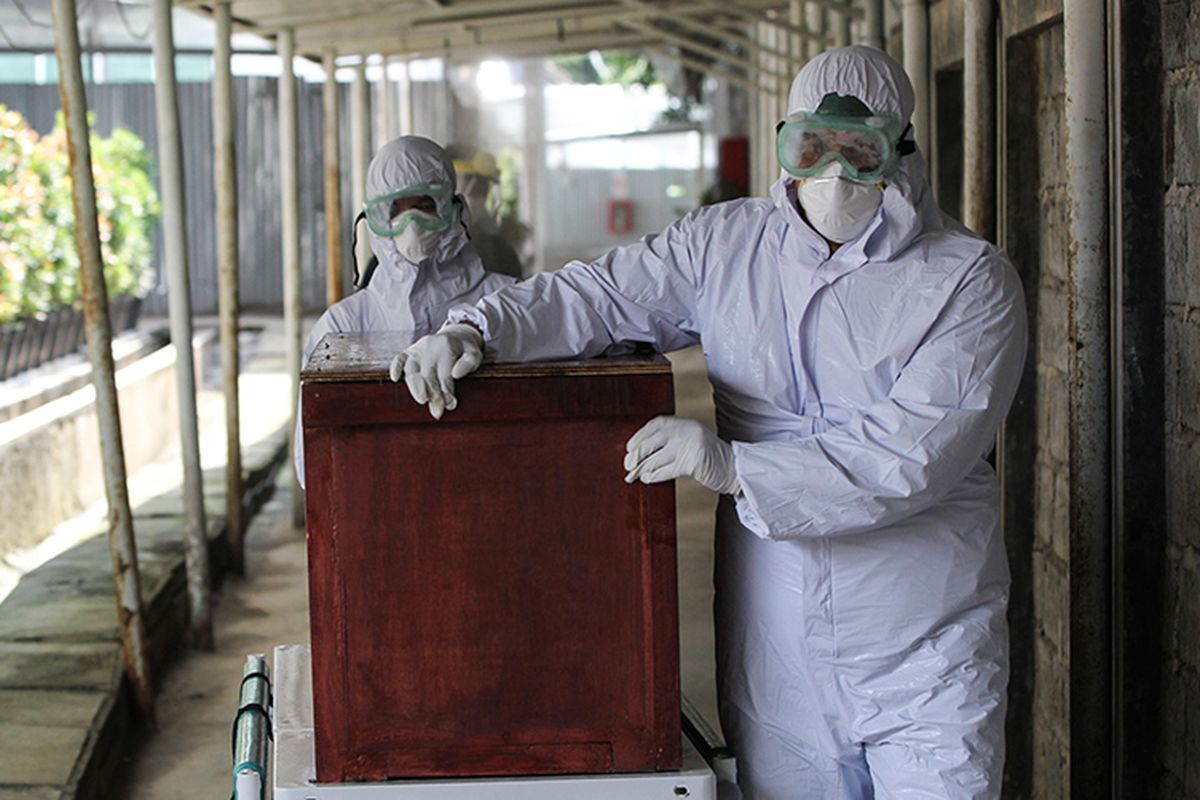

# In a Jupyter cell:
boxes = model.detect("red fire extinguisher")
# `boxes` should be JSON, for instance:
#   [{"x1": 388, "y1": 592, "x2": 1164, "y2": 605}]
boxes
[{"x1": 606, "y1": 198, "x2": 635, "y2": 235}]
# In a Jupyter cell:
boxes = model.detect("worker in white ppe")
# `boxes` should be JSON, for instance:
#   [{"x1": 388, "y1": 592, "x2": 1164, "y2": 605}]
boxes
[
  {"x1": 393, "y1": 46, "x2": 1027, "y2": 799},
  {"x1": 294, "y1": 136, "x2": 514, "y2": 487}
]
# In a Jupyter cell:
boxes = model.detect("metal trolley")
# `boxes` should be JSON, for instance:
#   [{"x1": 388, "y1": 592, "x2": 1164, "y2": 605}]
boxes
[{"x1": 232, "y1": 645, "x2": 739, "y2": 800}]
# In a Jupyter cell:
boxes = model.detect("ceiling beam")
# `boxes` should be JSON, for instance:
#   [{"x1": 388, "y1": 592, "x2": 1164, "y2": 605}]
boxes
[
  {"x1": 619, "y1": 18, "x2": 793, "y2": 82},
  {"x1": 292, "y1": 5, "x2": 659, "y2": 53},
  {"x1": 372, "y1": 31, "x2": 660, "y2": 61}
]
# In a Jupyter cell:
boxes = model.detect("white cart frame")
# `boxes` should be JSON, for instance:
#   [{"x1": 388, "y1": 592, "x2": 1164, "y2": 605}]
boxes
[{"x1": 250, "y1": 644, "x2": 735, "y2": 800}]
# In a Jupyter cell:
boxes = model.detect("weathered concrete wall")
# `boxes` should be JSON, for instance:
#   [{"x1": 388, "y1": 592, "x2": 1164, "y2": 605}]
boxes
[
  {"x1": 1002, "y1": 21, "x2": 1070, "y2": 799},
  {"x1": 1028, "y1": 26, "x2": 1071, "y2": 799},
  {"x1": 1160, "y1": 1, "x2": 1200, "y2": 796},
  {"x1": 0, "y1": 338, "x2": 205, "y2": 556}
]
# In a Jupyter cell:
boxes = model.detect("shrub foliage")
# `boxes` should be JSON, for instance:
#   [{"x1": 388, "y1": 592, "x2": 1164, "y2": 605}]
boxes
[{"x1": 0, "y1": 105, "x2": 158, "y2": 325}]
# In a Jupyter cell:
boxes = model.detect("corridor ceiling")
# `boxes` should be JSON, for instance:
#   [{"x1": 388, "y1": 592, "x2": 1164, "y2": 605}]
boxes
[{"x1": 177, "y1": 0, "x2": 858, "y2": 64}]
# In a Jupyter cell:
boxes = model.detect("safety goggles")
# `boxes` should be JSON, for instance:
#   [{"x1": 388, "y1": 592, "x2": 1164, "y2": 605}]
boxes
[
  {"x1": 776, "y1": 109, "x2": 913, "y2": 183},
  {"x1": 363, "y1": 181, "x2": 455, "y2": 238}
]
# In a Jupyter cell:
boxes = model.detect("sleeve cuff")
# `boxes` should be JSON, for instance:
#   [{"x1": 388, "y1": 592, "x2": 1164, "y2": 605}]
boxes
[
  {"x1": 731, "y1": 441, "x2": 805, "y2": 541},
  {"x1": 446, "y1": 304, "x2": 494, "y2": 343}
]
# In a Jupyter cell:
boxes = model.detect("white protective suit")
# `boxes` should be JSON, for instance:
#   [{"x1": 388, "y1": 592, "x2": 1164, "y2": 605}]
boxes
[
  {"x1": 446, "y1": 47, "x2": 1027, "y2": 798},
  {"x1": 295, "y1": 136, "x2": 514, "y2": 487}
]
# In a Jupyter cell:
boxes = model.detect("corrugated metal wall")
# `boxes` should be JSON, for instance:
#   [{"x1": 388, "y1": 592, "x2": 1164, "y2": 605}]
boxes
[
  {"x1": 0, "y1": 76, "x2": 376, "y2": 315},
  {"x1": 542, "y1": 167, "x2": 701, "y2": 269}
]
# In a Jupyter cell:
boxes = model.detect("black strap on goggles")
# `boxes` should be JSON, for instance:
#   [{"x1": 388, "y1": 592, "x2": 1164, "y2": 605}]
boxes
[
  {"x1": 351, "y1": 210, "x2": 379, "y2": 290},
  {"x1": 897, "y1": 122, "x2": 916, "y2": 156}
]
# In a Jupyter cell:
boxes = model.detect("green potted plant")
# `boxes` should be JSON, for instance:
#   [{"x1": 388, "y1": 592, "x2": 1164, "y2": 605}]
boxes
[{"x1": 0, "y1": 105, "x2": 159, "y2": 379}]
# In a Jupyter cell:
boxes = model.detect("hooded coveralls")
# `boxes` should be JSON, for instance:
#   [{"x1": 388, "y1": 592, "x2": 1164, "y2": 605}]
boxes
[
  {"x1": 295, "y1": 136, "x2": 514, "y2": 487},
  {"x1": 448, "y1": 47, "x2": 1028, "y2": 799}
]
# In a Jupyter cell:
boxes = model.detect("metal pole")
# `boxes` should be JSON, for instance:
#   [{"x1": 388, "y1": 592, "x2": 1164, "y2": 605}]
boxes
[
  {"x1": 806, "y1": 2, "x2": 826, "y2": 59},
  {"x1": 523, "y1": 58, "x2": 546, "y2": 272},
  {"x1": 789, "y1": 0, "x2": 805, "y2": 74},
  {"x1": 962, "y1": 0, "x2": 995, "y2": 240},
  {"x1": 832, "y1": 2, "x2": 853, "y2": 46},
  {"x1": 376, "y1": 57, "x2": 395, "y2": 145},
  {"x1": 351, "y1": 60, "x2": 371, "y2": 276},
  {"x1": 901, "y1": 0, "x2": 930, "y2": 158},
  {"x1": 213, "y1": 0, "x2": 243, "y2": 575},
  {"x1": 752, "y1": 20, "x2": 766, "y2": 197},
  {"x1": 864, "y1": 0, "x2": 885, "y2": 49},
  {"x1": 1064, "y1": 0, "x2": 1112, "y2": 790},
  {"x1": 152, "y1": 0, "x2": 212, "y2": 650},
  {"x1": 324, "y1": 49, "x2": 344, "y2": 306},
  {"x1": 398, "y1": 60, "x2": 413, "y2": 136},
  {"x1": 50, "y1": 0, "x2": 155, "y2": 726},
  {"x1": 279, "y1": 29, "x2": 305, "y2": 528}
]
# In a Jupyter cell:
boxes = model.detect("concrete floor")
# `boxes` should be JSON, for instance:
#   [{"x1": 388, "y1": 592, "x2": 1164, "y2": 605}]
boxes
[{"x1": 116, "y1": 344, "x2": 721, "y2": 795}]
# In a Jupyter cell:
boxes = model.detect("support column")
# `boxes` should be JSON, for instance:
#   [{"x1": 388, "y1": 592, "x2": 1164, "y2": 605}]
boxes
[
  {"x1": 806, "y1": 2, "x2": 826, "y2": 59},
  {"x1": 50, "y1": 0, "x2": 155, "y2": 724},
  {"x1": 962, "y1": 0, "x2": 995, "y2": 239},
  {"x1": 832, "y1": 2, "x2": 853, "y2": 46},
  {"x1": 351, "y1": 59, "x2": 371, "y2": 276},
  {"x1": 756, "y1": 20, "x2": 771, "y2": 196},
  {"x1": 522, "y1": 58, "x2": 546, "y2": 272},
  {"x1": 323, "y1": 49, "x2": 344, "y2": 305},
  {"x1": 213, "y1": 0, "x2": 243, "y2": 573},
  {"x1": 1064, "y1": 0, "x2": 1112, "y2": 791},
  {"x1": 279, "y1": 29, "x2": 305, "y2": 527},
  {"x1": 901, "y1": 0, "x2": 930, "y2": 157},
  {"x1": 864, "y1": 0, "x2": 885, "y2": 49},
  {"x1": 152, "y1": 0, "x2": 212, "y2": 649},
  {"x1": 376, "y1": 57, "x2": 395, "y2": 145},
  {"x1": 398, "y1": 60, "x2": 413, "y2": 137}
]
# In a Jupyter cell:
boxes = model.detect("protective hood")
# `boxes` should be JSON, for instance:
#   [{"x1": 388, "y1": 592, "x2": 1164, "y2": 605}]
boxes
[
  {"x1": 366, "y1": 135, "x2": 473, "y2": 272},
  {"x1": 773, "y1": 45, "x2": 944, "y2": 258}
]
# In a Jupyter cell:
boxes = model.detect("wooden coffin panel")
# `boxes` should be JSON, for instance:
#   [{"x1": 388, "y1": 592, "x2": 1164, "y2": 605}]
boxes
[{"x1": 302, "y1": 333, "x2": 680, "y2": 783}]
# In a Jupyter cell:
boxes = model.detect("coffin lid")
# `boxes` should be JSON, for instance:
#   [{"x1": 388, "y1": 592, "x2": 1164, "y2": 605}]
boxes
[{"x1": 301, "y1": 331, "x2": 671, "y2": 383}]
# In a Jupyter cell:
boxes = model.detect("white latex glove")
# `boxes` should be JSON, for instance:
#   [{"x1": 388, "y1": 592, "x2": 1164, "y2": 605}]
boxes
[
  {"x1": 623, "y1": 415, "x2": 742, "y2": 495},
  {"x1": 388, "y1": 323, "x2": 484, "y2": 419}
]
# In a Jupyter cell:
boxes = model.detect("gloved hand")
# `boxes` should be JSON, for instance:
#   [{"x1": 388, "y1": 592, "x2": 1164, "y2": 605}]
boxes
[
  {"x1": 623, "y1": 415, "x2": 742, "y2": 495},
  {"x1": 389, "y1": 323, "x2": 484, "y2": 419}
]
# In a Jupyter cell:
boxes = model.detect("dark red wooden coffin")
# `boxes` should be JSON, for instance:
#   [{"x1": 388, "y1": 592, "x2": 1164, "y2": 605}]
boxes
[{"x1": 301, "y1": 331, "x2": 680, "y2": 783}]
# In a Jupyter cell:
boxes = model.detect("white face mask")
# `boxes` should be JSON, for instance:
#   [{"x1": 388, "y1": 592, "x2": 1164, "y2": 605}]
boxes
[
  {"x1": 394, "y1": 211, "x2": 444, "y2": 263},
  {"x1": 796, "y1": 163, "x2": 883, "y2": 244}
]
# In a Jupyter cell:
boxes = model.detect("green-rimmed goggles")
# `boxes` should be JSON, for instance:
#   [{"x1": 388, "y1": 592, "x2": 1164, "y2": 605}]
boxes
[
  {"x1": 363, "y1": 182, "x2": 455, "y2": 237},
  {"x1": 775, "y1": 106, "x2": 913, "y2": 183}
]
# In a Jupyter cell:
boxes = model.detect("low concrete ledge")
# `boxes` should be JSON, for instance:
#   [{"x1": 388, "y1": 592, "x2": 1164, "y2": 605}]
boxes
[
  {"x1": 0, "y1": 424, "x2": 291, "y2": 800},
  {"x1": 0, "y1": 331, "x2": 215, "y2": 557},
  {"x1": 0, "y1": 329, "x2": 169, "y2": 425}
]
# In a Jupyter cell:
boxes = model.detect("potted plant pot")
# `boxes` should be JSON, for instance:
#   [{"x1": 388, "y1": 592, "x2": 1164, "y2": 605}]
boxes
[
  {"x1": 49, "y1": 308, "x2": 70, "y2": 359},
  {"x1": 33, "y1": 314, "x2": 55, "y2": 367},
  {"x1": 69, "y1": 307, "x2": 85, "y2": 353},
  {"x1": 125, "y1": 294, "x2": 144, "y2": 331},
  {"x1": 7, "y1": 319, "x2": 30, "y2": 378},
  {"x1": 0, "y1": 323, "x2": 16, "y2": 380}
]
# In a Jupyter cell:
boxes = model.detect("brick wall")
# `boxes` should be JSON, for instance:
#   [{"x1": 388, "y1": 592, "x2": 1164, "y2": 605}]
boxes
[{"x1": 1160, "y1": 1, "x2": 1200, "y2": 796}]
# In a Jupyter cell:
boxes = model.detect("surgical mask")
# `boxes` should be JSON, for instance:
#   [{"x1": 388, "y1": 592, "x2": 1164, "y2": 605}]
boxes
[
  {"x1": 796, "y1": 163, "x2": 883, "y2": 244},
  {"x1": 394, "y1": 212, "x2": 443, "y2": 262}
]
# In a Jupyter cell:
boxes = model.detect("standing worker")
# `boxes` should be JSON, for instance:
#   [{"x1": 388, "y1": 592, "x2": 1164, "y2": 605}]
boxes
[
  {"x1": 294, "y1": 136, "x2": 514, "y2": 487},
  {"x1": 449, "y1": 145, "x2": 525, "y2": 279},
  {"x1": 395, "y1": 47, "x2": 1026, "y2": 799}
]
